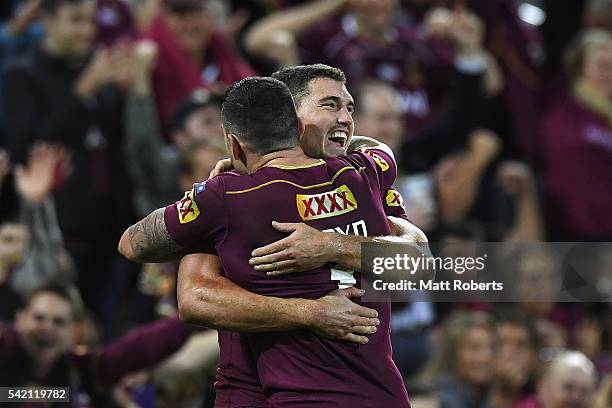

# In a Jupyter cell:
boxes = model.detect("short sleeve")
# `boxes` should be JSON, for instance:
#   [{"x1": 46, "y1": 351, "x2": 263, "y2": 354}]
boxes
[
  {"x1": 347, "y1": 147, "x2": 398, "y2": 194},
  {"x1": 163, "y1": 180, "x2": 226, "y2": 253},
  {"x1": 383, "y1": 185, "x2": 410, "y2": 220}
]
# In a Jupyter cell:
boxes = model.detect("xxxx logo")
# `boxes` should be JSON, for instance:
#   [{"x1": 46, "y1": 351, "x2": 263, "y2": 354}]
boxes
[
  {"x1": 386, "y1": 188, "x2": 404, "y2": 208},
  {"x1": 296, "y1": 185, "x2": 357, "y2": 221},
  {"x1": 177, "y1": 189, "x2": 200, "y2": 224},
  {"x1": 363, "y1": 149, "x2": 389, "y2": 172}
]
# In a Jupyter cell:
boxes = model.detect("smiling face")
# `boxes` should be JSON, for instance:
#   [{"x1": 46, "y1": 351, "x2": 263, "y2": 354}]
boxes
[
  {"x1": 295, "y1": 78, "x2": 355, "y2": 159},
  {"x1": 456, "y1": 327, "x2": 494, "y2": 386},
  {"x1": 16, "y1": 292, "x2": 75, "y2": 370}
]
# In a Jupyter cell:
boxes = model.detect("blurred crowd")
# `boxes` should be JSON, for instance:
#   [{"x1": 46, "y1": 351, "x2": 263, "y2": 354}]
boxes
[{"x1": 0, "y1": 0, "x2": 610, "y2": 407}]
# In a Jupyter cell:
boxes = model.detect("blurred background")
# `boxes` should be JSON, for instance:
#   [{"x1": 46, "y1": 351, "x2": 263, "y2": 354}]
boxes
[{"x1": 0, "y1": 0, "x2": 610, "y2": 407}]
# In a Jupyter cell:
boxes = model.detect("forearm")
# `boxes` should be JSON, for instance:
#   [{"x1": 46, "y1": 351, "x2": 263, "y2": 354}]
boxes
[
  {"x1": 505, "y1": 189, "x2": 544, "y2": 242},
  {"x1": 177, "y1": 255, "x2": 314, "y2": 331},
  {"x1": 125, "y1": 93, "x2": 179, "y2": 214},
  {"x1": 94, "y1": 316, "x2": 192, "y2": 386},
  {"x1": 119, "y1": 208, "x2": 186, "y2": 263},
  {"x1": 326, "y1": 217, "x2": 432, "y2": 281},
  {"x1": 245, "y1": 0, "x2": 344, "y2": 55}
]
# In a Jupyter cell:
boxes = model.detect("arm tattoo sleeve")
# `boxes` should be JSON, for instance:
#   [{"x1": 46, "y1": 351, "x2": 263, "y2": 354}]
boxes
[{"x1": 127, "y1": 208, "x2": 185, "y2": 262}]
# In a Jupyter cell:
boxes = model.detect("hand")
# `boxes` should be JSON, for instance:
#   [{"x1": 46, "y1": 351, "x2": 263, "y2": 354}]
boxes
[
  {"x1": 14, "y1": 143, "x2": 71, "y2": 204},
  {"x1": 450, "y1": 10, "x2": 485, "y2": 54},
  {"x1": 76, "y1": 45, "x2": 135, "y2": 97},
  {"x1": 250, "y1": 221, "x2": 331, "y2": 276},
  {"x1": 8, "y1": 0, "x2": 41, "y2": 36},
  {"x1": 424, "y1": 7, "x2": 453, "y2": 38},
  {"x1": 0, "y1": 149, "x2": 11, "y2": 190},
  {"x1": 468, "y1": 128, "x2": 502, "y2": 164},
  {"x1": 208, "y1": 158, "x2": 232, "y2": 179},
  {"x1": 134, "y1": 40, "x2": 158, "y2": 77},
  {"x1": 308, "y1": 287, "x2": 379, "y2": 344},
  {"x1": 497, "y1": 161, "x2": 534, "y2": 197}
]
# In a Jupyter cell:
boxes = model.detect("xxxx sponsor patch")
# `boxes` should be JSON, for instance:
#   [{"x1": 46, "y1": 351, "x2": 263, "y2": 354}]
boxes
[
  {"x1": 386, "y1": 188, "x2": 405, "y2": 208},
  {"x1": 296, "y1": 185, "x2": 357, "y2": 221},
  {"x1": 363, "y1": 149, "x2": 389, "y2": 172},
  {"x1": 177, "y1": 189, "x2": 200, "y2": 224}
]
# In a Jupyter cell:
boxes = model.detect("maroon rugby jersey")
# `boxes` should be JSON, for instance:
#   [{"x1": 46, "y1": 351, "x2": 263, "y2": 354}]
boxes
[{"x1": 165, "y1": 148, "x2": 410, "y2": 407}]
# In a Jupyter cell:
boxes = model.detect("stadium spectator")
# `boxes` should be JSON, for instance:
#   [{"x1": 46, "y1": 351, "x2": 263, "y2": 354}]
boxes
[
  {"x1": 515, "y1": 351, "x2": 597, "y2": 408},
  {"x1": 540, "y1": 29, "x2": 612, "y2": 241},
  {"x1": 484, "y1": 309, "x2": 541, "y2": 408},
  {"x1": 432, "y1": 311, "x2": 494, "y2": 408},
  {"x1": 0, "y1": 281, "x2": 193, "y2": 406},
  {"x1": 143, "y1": 0, "x2": 254, "y2": 132},
  {"x1": 124, "y1": 39, "x2": 224, "y2": 217},
  {"x1": 0, "y1": 143, "x2": 74, "y2": 321},
  {"x1": 245, "y1": 1, "x2": 497, "y2": 166},
  {"x1": 2, "y1": 0, "x2": 136, "y2": 319}
]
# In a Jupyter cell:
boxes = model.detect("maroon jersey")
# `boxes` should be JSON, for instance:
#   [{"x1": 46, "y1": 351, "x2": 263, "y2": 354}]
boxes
[{"x1": 165, "y1": 148, "x2": 410, "y2": 407}]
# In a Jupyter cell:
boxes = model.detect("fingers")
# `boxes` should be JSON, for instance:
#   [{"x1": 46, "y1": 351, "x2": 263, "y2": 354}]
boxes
[
  {"x1": 209, "y1": 159, "x2": 232, "y2": 179},
  {"x1": 251, "y1": 251, "x2": 292, "y2": 267},
  {"x1": 334, "y1": 287, "x2": 365, "y2": 298},
  {"x1": 251, "y1": 258, "x2": 295, "y2": 272},
  {"x1": 342, "y1": 333, "x2": 369, "y2": 345},
  {"x1": 351, "y1": 304, "x2": 378, "y2": 318},
  {"x1": 351, "y1": 316, "x2": 380, "y2": 327},
  {"x1": 266, "y1": 268, "x2": 296, "y2": 277},
  {"x1": 251, "y1": 236, "x2": 291, "y2": 257},
  {"x1": 271, "y1": 221, "x2": 301, "y2": 233}
]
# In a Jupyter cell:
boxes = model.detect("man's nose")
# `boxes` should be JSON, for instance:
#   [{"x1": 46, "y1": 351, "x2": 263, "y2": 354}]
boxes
[{"x1": 338, "y1": 107, "x2": 353, "y2": 125}]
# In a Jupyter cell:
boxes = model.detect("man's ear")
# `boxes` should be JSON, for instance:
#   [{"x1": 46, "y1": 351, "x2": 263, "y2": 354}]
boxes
[
  {"x1": 297, "y1": 117, "x2": 305, "y2": 138},
  {"x1": 228, "y1": 134, "x2": 247, "y2": 168}
]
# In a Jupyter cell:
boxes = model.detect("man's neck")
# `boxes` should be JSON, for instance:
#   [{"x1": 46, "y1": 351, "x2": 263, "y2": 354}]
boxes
[{"x1": 247, "y1": 146, "x2": 319, "y2": 173}]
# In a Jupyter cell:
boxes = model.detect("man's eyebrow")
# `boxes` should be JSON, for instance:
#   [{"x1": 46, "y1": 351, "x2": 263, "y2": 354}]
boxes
[{"x1": 319, "y1": 96, "x2": 355, "y2": 106}]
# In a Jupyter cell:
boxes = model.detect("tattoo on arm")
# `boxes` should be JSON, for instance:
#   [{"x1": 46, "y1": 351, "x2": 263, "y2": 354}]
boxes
[{"x1": 127, "y1": 208, "x2": 184, "y2": 262}]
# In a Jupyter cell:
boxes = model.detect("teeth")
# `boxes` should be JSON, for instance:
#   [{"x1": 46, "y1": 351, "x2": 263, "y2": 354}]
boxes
[{"x1": 330, "y1": 131, "x2": 347, "y2": 140}]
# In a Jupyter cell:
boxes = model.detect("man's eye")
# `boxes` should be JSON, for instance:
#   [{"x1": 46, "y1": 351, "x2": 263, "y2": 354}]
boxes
[{"x1": 322, "y1": 103, "x2": 334, "y2": 108}]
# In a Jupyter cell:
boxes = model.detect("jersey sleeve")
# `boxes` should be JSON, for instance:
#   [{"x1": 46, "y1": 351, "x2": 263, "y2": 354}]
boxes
[
  {"x1": 347, "y1": 147, "x2": 398, "y2": 194},
  {"x1": 163, "y1": 179, "x2": 227, "y2": 253},
  {"x1": 383, "y1": 185, "x2": 410, "y2": 220}
]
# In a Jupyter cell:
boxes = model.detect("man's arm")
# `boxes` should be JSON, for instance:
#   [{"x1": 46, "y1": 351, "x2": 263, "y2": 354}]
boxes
[
  {"x1": 118, "y1": 208, "x2": 185, "y2": 263},
  {"x1": 177, "y1": 253, "x2": 379, "y2": 344},
  {"x1": 249, "y1": 217, "x2": 431, "y2": 280}
]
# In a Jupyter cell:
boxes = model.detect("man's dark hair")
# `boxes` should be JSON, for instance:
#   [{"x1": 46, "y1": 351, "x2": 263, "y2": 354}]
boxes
[
  {"x1": 492, "y1": 307, "x2": 541, "y2": 350},
  {"x1": 25, "y1": 281, "x2": 84, "y2": 321},
  {"x1": 42, "y1": 0, "x2": 90, "y2": 14},
  {"x1": 272, "y1": 64, "x2": 346, "y2": 107},
  {"x1": 222, "y1": 76, "x2": 299, "y2": 154}
]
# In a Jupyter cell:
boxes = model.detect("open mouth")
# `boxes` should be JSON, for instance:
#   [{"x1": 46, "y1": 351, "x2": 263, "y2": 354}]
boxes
[{"x1": 328, "y1": 130, "x2": 348, "y2": 148}]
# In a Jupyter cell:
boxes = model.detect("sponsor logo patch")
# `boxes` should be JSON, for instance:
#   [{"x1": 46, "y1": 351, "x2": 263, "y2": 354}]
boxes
[
  {"x1": 194, "y1": 182, "x2": 207, "y2": 195},
  {"x1": 177, "y1": 190, "x2": 200, "y2": 224},
  {"x1": 386, "y1": 188, "x2": 405, "y2": 208},
  {"x1": 363, "y1": 149, "x2": 389, "y2": 171},
  {"x1": 296, "y1": 185, "x2": 357, "y2": 221}
]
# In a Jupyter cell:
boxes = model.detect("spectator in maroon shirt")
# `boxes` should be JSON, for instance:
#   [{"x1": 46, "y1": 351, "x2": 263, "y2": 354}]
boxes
[
  {"x1": 0, "y1": 281, "x2": 192, "y2": 407},
  {"x1": 540, "y1": 29, "x2": 612, "y2": 241},
  {"x1": 144, "y1": 0, "x2": 254, "y2": 132}
]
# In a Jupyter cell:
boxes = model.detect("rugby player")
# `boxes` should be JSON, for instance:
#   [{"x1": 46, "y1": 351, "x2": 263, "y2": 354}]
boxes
[
  {"x1": 122, "y1": 65, "x2": 429, "y2": 407},
  {"x1": 120, "y1": 76, "x2": 416, "y2": 406}
]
